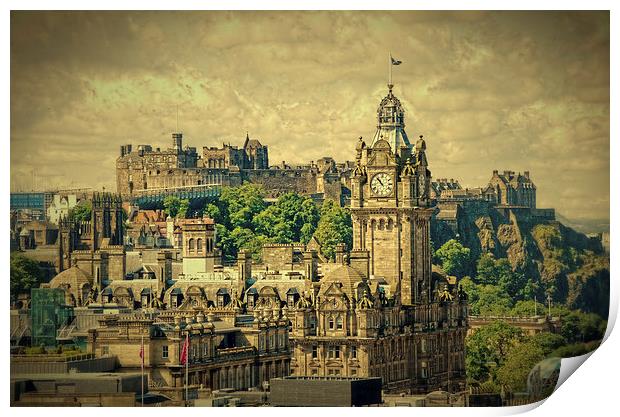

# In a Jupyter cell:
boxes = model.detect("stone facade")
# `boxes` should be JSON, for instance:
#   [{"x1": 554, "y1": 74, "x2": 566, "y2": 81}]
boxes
[
  {"x1": 87, "y1": 311, "x2": 290, "y2": 393},
  {"x1": 290, "y1": 84, "x2": 469, "y2": 394},
  {"x1": 49, "y1": 192, "x2": 128, "y2": 304},
  {"x1": 485, "y1": 170, "x2": 536, "y2": 208},
  {"x1": 116, "y1": 132, "x2": 353, "y2": 205},
  {"x1": 180, "y1": 218, "x2": 219, "y2": 276}
]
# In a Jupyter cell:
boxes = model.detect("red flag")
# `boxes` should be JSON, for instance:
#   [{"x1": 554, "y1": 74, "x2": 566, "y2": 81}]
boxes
[
  {"x1": 139, "y1": 336, "x2": 144, "y2": 363},
  {"x1": 180, "y1": 333, "x2": 189, "y2": 365}
]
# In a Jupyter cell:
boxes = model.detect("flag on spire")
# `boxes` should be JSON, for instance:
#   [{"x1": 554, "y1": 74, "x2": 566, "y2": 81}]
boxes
[
  {"x1": 180, "y1": 333, "x2": 189, "y2": 365},
  {"x1": 391, "y1": 55, "x2": 402, "y2": 65}
]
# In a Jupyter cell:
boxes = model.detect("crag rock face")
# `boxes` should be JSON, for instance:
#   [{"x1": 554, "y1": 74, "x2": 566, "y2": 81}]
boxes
[{"x1": 431, "y1": 205, "x2": 609, "y2": 317}]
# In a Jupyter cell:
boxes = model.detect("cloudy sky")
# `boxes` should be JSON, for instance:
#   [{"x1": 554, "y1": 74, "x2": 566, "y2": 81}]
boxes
[{"x1": 10, "y1": 11, "x2": 609, "y2": 223}]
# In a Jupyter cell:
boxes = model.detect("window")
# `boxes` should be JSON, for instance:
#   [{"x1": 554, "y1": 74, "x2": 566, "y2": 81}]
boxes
[
  {"x1": 350, "y1": 345, "x2": 357, "y2": 359},
  {"x1": 102, "y1": 346, "x2": 109, "y2": 355},
  {"x1": 312, "y1": 345, "x2": 318, "y2": 359},
  {"x1": 310, "y1": 316, "x2": 316, "y2": 330},
  {"x1": 311, "y1": 369, "x2": 318, "y2": 376},
  {"x1": 162, "y1": 345, "x2": 169, "y2": 359},
  {"x1": 327, "y1": 345, "x2": 340, "y2": 359},
  {"x1": 188, "y1": 238, "x2": 195, "y2": 250},
  {"x1": 197, "y1": 239, "x2": 202, "y2": 251},
  {"x1": 203, "y1": 343, "x2": 208, "y2": 356},
  {"x1": 421, "y1": 339, "x2": 427, "y2": 353},
  {"x1": 351, "y1": 369, "x2": 357, "y2": 376},
  {"x1": 336, "y1": 316, "x2": 343, "y2": 330},
  {"x1": 328, "y1": 316, "x2": 335, "y2": 330}
]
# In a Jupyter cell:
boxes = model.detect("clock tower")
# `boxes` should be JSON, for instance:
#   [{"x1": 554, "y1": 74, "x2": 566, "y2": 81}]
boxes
[{"x1": 351, "y1": 83, "x2": 433, "y2": 306}]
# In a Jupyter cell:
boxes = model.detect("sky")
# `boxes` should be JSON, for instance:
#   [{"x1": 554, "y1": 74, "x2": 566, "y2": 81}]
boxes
[{"x1": 10, "y1": 11, "x2": 609, "y2": 223}]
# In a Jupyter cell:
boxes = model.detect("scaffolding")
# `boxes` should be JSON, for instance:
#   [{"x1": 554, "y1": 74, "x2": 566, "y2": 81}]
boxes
[{"x1": 31, "y1": 288, "x2": 74, "y2": 347}]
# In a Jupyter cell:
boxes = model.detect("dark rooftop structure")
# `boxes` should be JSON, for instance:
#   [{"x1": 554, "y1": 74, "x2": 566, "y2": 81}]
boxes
[{"x1": 270, "y1": 376, "x2": 382, "y2": 407}]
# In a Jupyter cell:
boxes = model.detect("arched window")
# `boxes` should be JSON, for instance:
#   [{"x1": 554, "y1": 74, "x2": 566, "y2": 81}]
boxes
[
  {"x1": 328, "y1": 316, "x2": 335, "y2": 330},
  {"x1": 336, "y1": 315, "x2": 343, "y2": 330},
  {"x1": 197, "y1": 238, "x2": 202, "y2": 251},
  {"x1": 188, "y1": 238, "x2": 195, "y2": 251}
]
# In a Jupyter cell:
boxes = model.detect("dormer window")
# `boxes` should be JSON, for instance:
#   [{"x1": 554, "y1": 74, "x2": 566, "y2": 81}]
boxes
[
  {"x1": 336, "y1": 316, "x2": 343, "y2": 330},
  {"x1": 216, "y1": 288, "x2": 229, "y2": 307},
  {"x1": 328, "y1": 316, "x2": 335, "y2": 330}
]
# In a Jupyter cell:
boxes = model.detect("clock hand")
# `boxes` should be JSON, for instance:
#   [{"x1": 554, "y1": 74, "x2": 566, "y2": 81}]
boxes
[{"x1": 377, "y1": 178, "x2": 384, "y2": 186}]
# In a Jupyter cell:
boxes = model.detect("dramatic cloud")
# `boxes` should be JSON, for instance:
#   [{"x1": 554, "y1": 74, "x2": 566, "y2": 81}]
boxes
[{"x1": 10, "y1": 11, "x2": 609, "y2": 222}]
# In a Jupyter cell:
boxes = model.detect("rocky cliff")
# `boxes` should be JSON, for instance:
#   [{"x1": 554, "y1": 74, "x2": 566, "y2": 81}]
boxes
[{"x1": 432, "y1": 203, "x2": 609, "y2": 317}]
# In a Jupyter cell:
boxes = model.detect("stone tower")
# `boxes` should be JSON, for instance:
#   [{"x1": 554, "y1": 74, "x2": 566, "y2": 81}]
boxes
[
  {"x1": 181, "y1": 218, "x2": 218, "y2": 276},
  {"x1": 57, "y1": 215, "x2": 76, "y2": 272},
  {"x1": 350, "y1": 84, "x2": 434, "y2": 305},
  {"x1": 370, "y1": 83, "x2": 412, "y2": 158},
  {"x1": 91, "y1": 192, "x2": 124, "y2": 251}
]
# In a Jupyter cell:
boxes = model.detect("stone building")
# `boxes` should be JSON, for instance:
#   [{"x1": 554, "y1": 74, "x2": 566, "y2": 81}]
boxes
[
  {"x1": 116, "y1": 131, "x2": 351, "y2": 205},
  {"x1": 486, "y1": 170, "x2": 537, "y2": 208},
  {"x1": 289, "y1": 83, "x2": 469, "y2": 394},
  {"x1": 17, "y1": 220, "x2": 58, "y2": 250},
  {"x1": 87, "y1": 310, "x2": 290, "y2": 393},
  {"x1": 49, "y1": 192, "x2": 127, "y2": 304},
  {"x1": 116, "y1": 133, "x2": 199, "y2": 195}
]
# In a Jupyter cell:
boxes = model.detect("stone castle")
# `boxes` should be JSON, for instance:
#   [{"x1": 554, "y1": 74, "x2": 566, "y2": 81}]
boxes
[{"x1": 116, "y1": 132, "x2": 351, "y2": 204}]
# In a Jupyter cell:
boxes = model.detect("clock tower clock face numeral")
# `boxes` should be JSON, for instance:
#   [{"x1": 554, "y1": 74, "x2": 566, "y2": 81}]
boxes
[{"x1": 371, "y1": 173, "x2": 394, "y2": 197}]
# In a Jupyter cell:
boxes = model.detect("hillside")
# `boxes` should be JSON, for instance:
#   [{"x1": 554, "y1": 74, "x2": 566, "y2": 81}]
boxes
[{"x1": 432, "y1": 205, "x2": 609, "y2": 317}]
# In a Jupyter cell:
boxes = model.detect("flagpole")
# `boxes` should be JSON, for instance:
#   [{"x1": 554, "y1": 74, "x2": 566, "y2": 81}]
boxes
[
  {"x1": 141, "y1": 335, "x2": 144, "y2": 407},
  {"x1": 185, "y1": 333, "x2": 189, "y2": 406},
  {"x1": 389, "y1": 52, "x2": 392, "y2": 86}
]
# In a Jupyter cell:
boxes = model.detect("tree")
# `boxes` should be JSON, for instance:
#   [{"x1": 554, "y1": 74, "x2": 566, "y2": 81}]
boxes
[
  {"x1": 466, "y1": 321, "x2": 524, "y2": 383},
  {"x1": 163, "y1": 196, "x2": 184, "y2": 218},
  {"x1": 510, "y1": 300, "x2": 545, "y2": 317},
  {"x1": 496, "y1": 340, "x2": 545, "y2": 391},
  {"x1": 163, "y1": 196, "x2": 190, "y2": 218},
  {"x1": 560, "y1": 311, "x2": 605, "y2": 344},
  {"x1": 474, "y1": 285, "x2": 513, "y2": 316},
  {"x1": 178, "y1": 199, "x2": 190, "y2": 218},
  {"x1": 312, "y1": 199, "x2": 352, "y2": 260},
  {"x1": 10, "y1": 253, "x2": 45, "y2": 301},
  {"x1": 253, "y1": 193, "x2": 320, "y2": 244},
  {"x1": 529, "y1": 332, "x2": 567, "y2": 356},
  {"x1": 476, "y1": 253, "x2": 531, "y2": 300},
  {"x1": 68, "y1": 200, "x2": 92, "y2": 222},
  {"x1": 435, "y1": 239, "x2": 471, "y2": 278},
  {"x1": 476, "y1": 253, "x2": 498, "y2": 285},
  {"x1": 203, "y1": 203, "x2": 223, "y2": 224},
  {"x1": 219, "y1": 184, "x2": 266, "y2": 229},
  {"x1": 459, "y1": 276, "x2": 479, "y2": 307}
]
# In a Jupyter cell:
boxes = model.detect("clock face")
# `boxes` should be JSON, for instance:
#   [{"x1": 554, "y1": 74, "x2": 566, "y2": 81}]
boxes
[{"x1": 371, "y1": 173, "x2": 394, "y2": 197}]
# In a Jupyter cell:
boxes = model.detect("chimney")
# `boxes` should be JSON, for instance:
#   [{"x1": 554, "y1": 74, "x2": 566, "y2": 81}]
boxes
[
  {"x1": 524, "y1": 171, "x2": 530, "y2": 179},
  {"x1": 493, "y1": 170, "x2": 498, "y2": 175}
]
